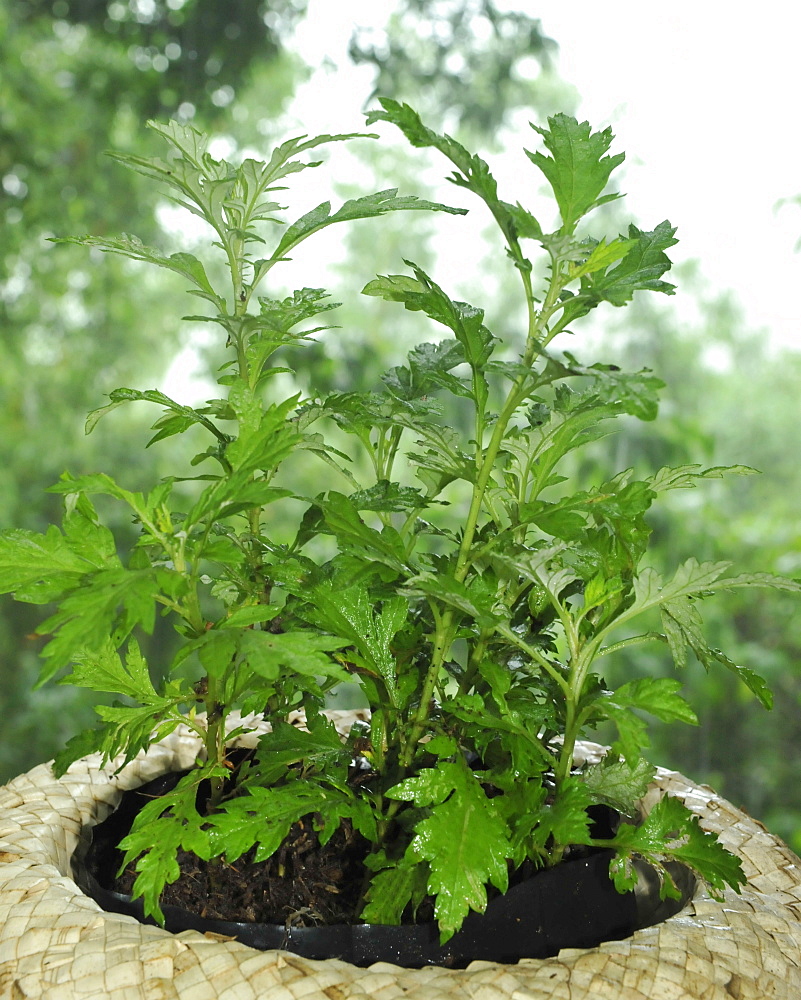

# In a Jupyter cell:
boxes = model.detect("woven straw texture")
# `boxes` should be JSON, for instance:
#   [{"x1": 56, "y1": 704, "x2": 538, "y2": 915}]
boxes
[{"x1": 1, "y1": 715, "x2": 800, "y2": 1000}]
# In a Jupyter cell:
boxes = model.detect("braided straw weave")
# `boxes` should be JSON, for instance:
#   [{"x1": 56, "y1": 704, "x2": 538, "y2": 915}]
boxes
[{"x1": 1, "y1": 715, "x2": 800, "y2": 999}]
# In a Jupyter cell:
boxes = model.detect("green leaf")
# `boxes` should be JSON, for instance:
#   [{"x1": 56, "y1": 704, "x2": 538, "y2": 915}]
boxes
[
  {"x1": 360, "y1": 860, "x2": 427, "y2": 926},
  {"x1": 526, "y1": 114, "x2": 625, "y2": 230},
  {"x1": 64, "y1": 637, "x2": 159, "y2": 702},
  {"x1": 582, "y1": 757, "x2": 656, "y2": 817},
  {"x1": 255, "y1": 717, "x2": 352, "y2": 786},
  {"x1": 623, "y1": 559, "x2": 801, "y2": 629},
  {"x1": 120, "y1": 767, "x2": 217, "y2": 924},
  {"x1": 86, "y1": 387, "x2": 227, "y2": 445},
  {"x1": 240, "y1": 631, "x2": 351, "y2": 682},
  {"x1": 224, "y1": 392, "x2": 300, "y2": 475},
  {"x1": 389, "y1": 759, "x2": 511, "y2": 942},
  {"x1": 364, "y1": 262, "x2": 495, "y2": 370},
  {"x1": 205, "y1": 783, "x2": 351, "y2": 864},
  {"x1": 582, "y1": 222, "x2": 678, "y2": 305},
  {"x1": 538, "y1": 775, "x2": 594, "y2": 846},
  {"x1": 347, "y1": 480, "x2": 434, "y2": 512},
  {"x1": 256, "y1": 287, "x2": 340, "y2": 335},
  {"x1": 36, "y1": 568, "x2": 164, "y2": 681},
  {"x1": 403, "y1": 570, "x2": 502, "y2": 629},
  {"x1": 0, "y1": 525, "x2": 100, "y2": 596},
  {"x1": 366, "y1": 99, "x2": 499, "y2": 209},
  {"x1": 215, "y1": 604, "x2": 283, "y2": 629},
  {"x1": 660, "y1": 597, "x2": 774, "y2": 709},
  {"x1": 647, "y1": 464, "x2": 760, "y2": 493},
  {"x1": 569, "y1": 236, "x2": 638, "y2": 278},
  {"x1": 267, "y1": 188, "x2": 465, "y2": 264},
  {"x1": 54, "y1": 236, "x2": 225, "y2": 310},
  {"x1": 295, "y1": 582, "x2": 407, "y2": 706},
  {"x1": 608, "y1": 795, "x2": 746, "y2": 899},
  {"x1": 312, "y1": 491, "x2": 410, "y2": 573},
  {"x1": 598, "y1": 678, "x2": 698, "y2": 764}
]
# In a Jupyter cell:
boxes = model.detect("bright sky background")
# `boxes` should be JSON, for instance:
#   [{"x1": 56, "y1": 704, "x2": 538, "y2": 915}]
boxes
[{"x1": 288, "y1": 0, "x2": 801, "y2": 351}]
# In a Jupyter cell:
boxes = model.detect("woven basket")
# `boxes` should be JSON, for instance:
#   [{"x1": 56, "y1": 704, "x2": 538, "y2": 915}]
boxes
[{"x1": 2, "y1": 715, "x2": 800, "y2": 1000}]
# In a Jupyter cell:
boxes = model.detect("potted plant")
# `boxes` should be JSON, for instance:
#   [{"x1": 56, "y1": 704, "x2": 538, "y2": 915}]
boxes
[{"x1": 1, "y1": 100, "x2": 800, "y2": 985}]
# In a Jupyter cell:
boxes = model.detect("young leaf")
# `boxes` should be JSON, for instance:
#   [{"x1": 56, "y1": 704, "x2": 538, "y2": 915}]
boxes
[
  {"x1": 240, "y1": 631, "x2": 351, "y2": 682},
  {"x1": 36, "y1": 568, "x2": 164, "y2": 681},
  {"x1": 63, "y1": 637, "x2": 160, "y2": 703},
  {"x1": 647, "y1": 464, "x2": 759, "y2": 494},
  {"x1": 364, "y1": 262, "x2": 495, "y2": 371},
  {"x1": 347, "y1": 480, "x2": 434, "y2": 512},
  {"x1": 360, "y1": 859, "x2": 428, "y2": 926},
  {"x1": 310, "y1": 491, "x2": 410, "y2": 573},
  {"x1": 205, "y1": 783, "x2": 352, "y2": 864},
  {"x1": 295, "y1": 582, "x2": 408, "y2": 707},
  {"x1": 526, "y1": 115, "x2": 625, "y2": 231},
  {"x1": 582, "y1": 222, "x2": 678, "y2": 305},
  {"x1": 254, "y1": 717, "x2": 352, "y2": 787}
]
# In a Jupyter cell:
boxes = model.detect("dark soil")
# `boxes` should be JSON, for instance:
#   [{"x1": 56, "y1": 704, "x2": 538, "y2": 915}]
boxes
[
  {"x1": 113, "y1": 814, "x2": 370, "y2": 926},
  {"x1": 92, "y1": 752, "x2": 622, "y2": 931}
]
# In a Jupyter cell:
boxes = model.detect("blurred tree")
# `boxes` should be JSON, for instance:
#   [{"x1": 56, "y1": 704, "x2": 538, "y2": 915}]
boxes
[
  {"x1": 9, "y1": 0, "x2": 307, "y2": 120},
  {"x1": 349, "y1": 0, "x2": 557, "y2": 135}
]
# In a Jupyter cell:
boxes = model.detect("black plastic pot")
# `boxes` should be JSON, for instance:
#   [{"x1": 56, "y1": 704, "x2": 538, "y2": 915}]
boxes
[{"x1": 72, "y1": 769, "x2": 692, "y2": 968}]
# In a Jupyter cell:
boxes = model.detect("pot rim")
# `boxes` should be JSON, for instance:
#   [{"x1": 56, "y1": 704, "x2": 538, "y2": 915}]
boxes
[{"x1": 1, "y1": 712, "x2": 800, "y2": 999}]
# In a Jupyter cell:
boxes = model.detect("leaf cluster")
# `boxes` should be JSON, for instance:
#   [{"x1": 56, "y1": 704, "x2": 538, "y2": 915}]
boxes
[{"x1": 2, "y1": 106, "x2": 798, "y2": 941}]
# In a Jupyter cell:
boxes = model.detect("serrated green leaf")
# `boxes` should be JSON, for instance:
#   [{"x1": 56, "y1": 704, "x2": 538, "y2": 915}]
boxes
[
  {"x1": 64, "y1": 637, "x2": 158, "y2": 701},
  {"x1": 648, "y1": 464, "x2": 760, "y2": 493},
  {"x1": 86, "y1": 387, "x2": 227, "y2": 446},
  {"x1": 598, "y1": 678, "x2": 697, "y2": 764},
  {"x1": 402, "y1": 570, "x2": 502, "y2": 629},
  {"x1": 608, "y1": 795, "x2": 745, "y2": 899},
  {"x1": 400, "y1": 760, "x2": 511, "y2": 942},
  {"x1": 583, "y1": 222, "x2": 678, "y2": 305},
  {"x1": 312, "y1": 491, "x2": 410, "y2": 573},
  {"x1": 267, "y1": 188, "x2": 465, "y2": 264},
  {"x1": 205, "y1": 783, "x2": 349, "y2": 864},
  {"x1": 365, "y1": 261, "x2": 494, "y2": 372},
  {"x1": 582, "y1": 757, "x2": 656, "y2": 816},
  {"x1": 569, "y1": 236, "x2": 638, "y2": 278},
  {"x1": 224, "y1": 392, "x2": 300, "y2": 476},
  {"x1": 215, "y1": 604, "x2": 283, "y2": 630},
  {"x1": 544, "y1": 777, "x2": 595, "y2": 846},
  {"x1": 120, "y1": 767, "x2": 217, "y2": 923},
  {"x1": 360, "y1": 861, "x2": 426, "y2": 926},
  {"x1": 36, "y1": 569, "x2": 164, "y2": 681},
  {"x1": 526, "y1": 114, "x2": 625, "y2": 231},
  {"x1": 660, "y1": 597, "x2": 773, "y2": 709},
  {"x1": 54, "y1": 236, "x2": 225, "y2": 309},
  {"x1": 240, "y1": 631, "x2": 351, "y2": 681},
  {"x1": 0, "y1": 526, "x2": 95, "y2": 595},
  {"x1": 255, "y1": 717, "x2": 352, "y2": 786},
  {"x1": 608, "y1": 677, "x2": 699, "y2": 725},
  {"x1": 295, "y1": 582, "x2": 407, "y2": 705},
  {"x1": 347, "y1": 480, "x2": 433, "y2": 512}
]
